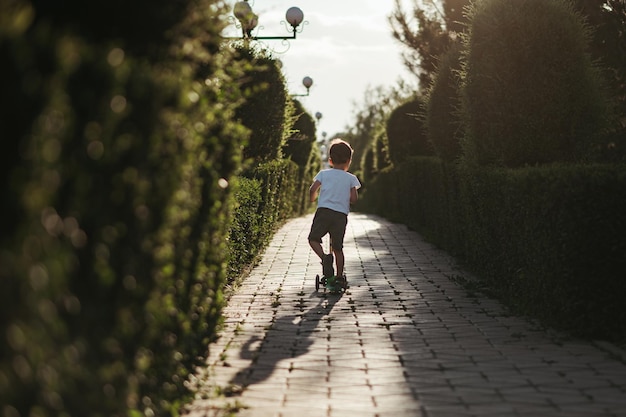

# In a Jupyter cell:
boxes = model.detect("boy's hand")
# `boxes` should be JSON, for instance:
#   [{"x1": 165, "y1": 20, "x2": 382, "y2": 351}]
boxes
[
  {"x1": 309, "y1": 180, "x2": 321, "y2": 202},
  {"x1": 350, "y1": 187, "x2": 358, "y2": 204}
]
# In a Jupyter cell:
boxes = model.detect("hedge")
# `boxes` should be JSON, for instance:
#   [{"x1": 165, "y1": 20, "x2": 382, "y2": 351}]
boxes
[
  {"x1": 0, "y1": 1, "x2": 246, "y2": 415},
  {"x1": 358, "y1": 158, "x2": 626, "y2": 341},
  {"x1": 227, "y1": 159, "x2": 307, "y2": 282},
  {"x1": 461, "y1": 0, "x2": 609, "y2": 166}
]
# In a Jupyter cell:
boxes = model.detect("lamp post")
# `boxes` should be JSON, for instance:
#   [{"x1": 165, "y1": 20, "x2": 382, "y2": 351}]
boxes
[
  {"x1": 291, "y1": 76, "x2": 313, "y2": 97},
  {"x1": 230, "y1": 1, "x2": 306, "y2": 40}
]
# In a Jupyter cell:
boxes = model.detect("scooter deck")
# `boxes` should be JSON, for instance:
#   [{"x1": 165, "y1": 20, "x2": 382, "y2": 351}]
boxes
[{"x1": 315, "y1": 274, "x2": 348, "y2": 293}]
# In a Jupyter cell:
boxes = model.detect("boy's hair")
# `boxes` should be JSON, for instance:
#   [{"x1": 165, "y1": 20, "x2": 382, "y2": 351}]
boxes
[{"x1": 329, "y1": 139, "x2": 353, "y2": 165}]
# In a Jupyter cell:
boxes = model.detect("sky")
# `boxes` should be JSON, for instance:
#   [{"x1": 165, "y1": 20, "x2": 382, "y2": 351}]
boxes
[{"x1": 222, "y1": 0, "x2": 415, "y2": 138}]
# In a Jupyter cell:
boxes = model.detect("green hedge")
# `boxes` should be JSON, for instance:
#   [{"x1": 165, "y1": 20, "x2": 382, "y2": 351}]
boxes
[
  {"x1": 0, "y1": 1, "x2": 246, "y2": 415},
  {"x1": 386, "y1": 97, "x2": 433, "y2": 166},
  {"x1": 283, "y1": 99, "x2": 321, "y2": 214},
  {"x1": 358, "y1": 158, "x2": 626, "y2": 341},
  {"x1": 426, "y1": 41, "x2": 463, "y2": 162},
  {"x1": 227, "y1": 159, "x2": 305, "y2": 281},
  {"x1": 458, "y1": 164, "x2": 626, "y2": 337},
  {"x1": 461, "y1": 0, "x2": 609, "y2": 166},
  {"x1": 234, "y1": 47, "x2": 292, "y2": 162}
]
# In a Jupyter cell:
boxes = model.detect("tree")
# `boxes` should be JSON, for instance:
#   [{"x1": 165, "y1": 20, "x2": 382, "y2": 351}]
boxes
[{"x1": 390, "y1": 0, "x2": 470, "y2": 90}]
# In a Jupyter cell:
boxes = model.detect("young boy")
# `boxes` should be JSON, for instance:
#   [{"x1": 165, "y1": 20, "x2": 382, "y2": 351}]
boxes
[{"x1": 308, "y1": 138, "x2": 361, "y2": 283}]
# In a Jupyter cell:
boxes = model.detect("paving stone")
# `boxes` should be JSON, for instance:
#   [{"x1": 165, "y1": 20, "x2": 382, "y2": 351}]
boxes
[{"x1": 187, "y1": 214, "x2": 626, "y2": 417}]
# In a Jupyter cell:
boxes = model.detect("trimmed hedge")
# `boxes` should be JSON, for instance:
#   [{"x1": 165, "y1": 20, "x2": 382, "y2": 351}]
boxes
[
  {"x1": 386, "y1": 97, "x2": 433, "y2": 166},
  {"x1": 227, "y1": 159, "x2": 306, "y2": 281},
  {"x1": 0, "y1": 1, "x2": 247, "y2": 415},
  {"x1": 458, "y1": 164, "x2": 626, "y2": 337},
  {"x1": 461, "y1": 0, "x2": 609, "y2": 166},
  {"x1": 283, "y1": 99, "x2": 321, "y2": 214},
  {"x1": 358, "y1": 158, "x2": 626, "y2": 341},
  {"x1": 426, "y1": 41, "x2": 464, "y2": 162},
  {"x1": 234, "y1": 47, "x2": 292, "y2": 162}
]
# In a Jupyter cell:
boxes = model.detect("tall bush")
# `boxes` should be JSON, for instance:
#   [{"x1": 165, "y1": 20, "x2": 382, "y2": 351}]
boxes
[
  {"x1": 226, "y1": 159, "x2": 302, "y2": 280},
  {"x1": 283, "y1": 99, "x2": 320, "y2": 213},
  {"x1": 386, "y1": 97, "x2": 433, "y2": 166},
  {"x1": 427, "y1": 41, "x2": 464, "y2": 162},
  {"x1": 359, "y1": 130, "x2": 389, "y2": 185},
  {"x1": 283, "y1": 99, "x2": 316, "y2": 167},
  {"x1": 234, "y1": 46, "x2": 291, "y2": 162},
  {"x1": 0, "y1": 0, "x2": 245, "y2": 415},
  {"x1": 461, "y1": 0, "x2": 609, "y2": 167}
]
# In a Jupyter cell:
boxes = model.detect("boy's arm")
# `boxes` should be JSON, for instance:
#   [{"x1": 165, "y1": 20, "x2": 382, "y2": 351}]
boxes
[
  {"x1": 350, "y1": 187, "x2": 358, "y2": 204},
  {"x1": 309, "y1": 180, "x2": 321, "y2": 202}
]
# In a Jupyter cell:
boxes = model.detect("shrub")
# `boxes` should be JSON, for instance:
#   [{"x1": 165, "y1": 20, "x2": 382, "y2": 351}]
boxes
[
  {"x1": 228, "y1": 159, "x2": 304, "y2": 281},
  {"x1": 283, "y1": 100, "x2": 319, "y2": 213},
  {"x1": 234, "y1": 46, "x2": 290, "y2": 162},
  {"x1": 426, "y1": 41, "x2": 464, "y2": 162},
  {"x1": 457, "y1": 164, "x2": 626, "y2": 338},
  {"x1": 283, "y1": 99, "x2": 316, "y2": 168},
  {"x1": 0, "y1": 1, "x2": 245, "y2": 415},
  {"x1": 386, "y1": 97, "x2": 433, "y2": 165},
  {"x1": 461, "y1": 0, "x2": 609, "y2": 167},
  {"x1": 227, "y1": 177, "x2": 263, "y2": 278},
  {"x1": 359, "y1": 130, "x2": 389, "y2": 185}
]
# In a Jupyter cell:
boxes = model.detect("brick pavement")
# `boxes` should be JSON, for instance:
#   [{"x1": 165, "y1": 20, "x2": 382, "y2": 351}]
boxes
[{"x1": 185, "y1": 213, "x2": 626, "y2": 417}]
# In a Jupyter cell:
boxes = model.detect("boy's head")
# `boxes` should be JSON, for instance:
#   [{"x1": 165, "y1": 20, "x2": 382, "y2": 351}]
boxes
[{"x1": 329, "y1": 139, "x2": 353, "y2": 166}]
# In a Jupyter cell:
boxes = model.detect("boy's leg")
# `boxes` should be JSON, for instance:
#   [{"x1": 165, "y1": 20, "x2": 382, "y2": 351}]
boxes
[
  {"x1": 311, "y1": 239, "x2": 334, "y2": 277},
  {"x1": 328, "y1": 213, "x2": 348, "y2": 278},
  {"x1": 308, "y1": 209, "x2": 328, "y2": 261},
  {"x1": 309, "y1": 239, "x2": 325, "y2": 260},
  {"x1": 333, "y1": 248, "x2": 345, "y2": 278}
]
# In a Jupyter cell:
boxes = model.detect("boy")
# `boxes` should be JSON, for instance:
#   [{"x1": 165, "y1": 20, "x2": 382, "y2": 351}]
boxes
[{"x1": 308, "y1": 138, "x2": 361, "y2": 284}]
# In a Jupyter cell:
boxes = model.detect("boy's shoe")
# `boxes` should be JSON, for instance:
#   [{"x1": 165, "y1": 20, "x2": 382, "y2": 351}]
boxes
[
  {"x1": 326, "y1": 275, "x2": 340, "y2": 293},
  {"x1": 338, "y1": 274, "x2": 348, "y2": 289},
  {"x1": 322, "y1": 254, "x2": 334, "y2": 277}
]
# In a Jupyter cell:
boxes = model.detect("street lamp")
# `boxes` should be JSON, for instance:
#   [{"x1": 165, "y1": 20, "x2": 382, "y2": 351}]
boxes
[
  {"x1": 230, "y1": 1, "x2": 306, "y2": 40},
  {"x1": 291, "y1": 76, "x2": 313, "y2": 97}
]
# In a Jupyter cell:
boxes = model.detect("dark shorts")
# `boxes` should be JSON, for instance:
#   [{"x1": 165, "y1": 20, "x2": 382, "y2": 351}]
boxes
[{"x1": 308, "y1": 208, "x2": 348, "y2": 250}]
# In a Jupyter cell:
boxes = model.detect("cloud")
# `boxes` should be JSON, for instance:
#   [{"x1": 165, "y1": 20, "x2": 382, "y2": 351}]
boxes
[{"x1": 223, "y1": 0, "x2": 412, "y2": 136}]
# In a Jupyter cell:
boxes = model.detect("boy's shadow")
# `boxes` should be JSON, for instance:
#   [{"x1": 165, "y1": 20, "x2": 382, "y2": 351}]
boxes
[{"x1": 227, "y1": 292, "x2": 341, "y2": 389}]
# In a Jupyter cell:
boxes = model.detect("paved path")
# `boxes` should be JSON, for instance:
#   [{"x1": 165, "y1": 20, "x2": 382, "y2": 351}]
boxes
[{"x1": 186, "y1": 213, "x2": 626, "y2": 417}]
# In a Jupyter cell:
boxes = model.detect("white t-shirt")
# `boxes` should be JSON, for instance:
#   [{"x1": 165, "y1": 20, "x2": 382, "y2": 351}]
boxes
[{"x1": 314, "y1": 168, "x2": 361, "y2": 215}]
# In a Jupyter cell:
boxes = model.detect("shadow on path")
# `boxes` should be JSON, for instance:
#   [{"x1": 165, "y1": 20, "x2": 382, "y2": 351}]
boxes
[{"x1": 227, "y1": 292, "x2": 342, "y2": 389}]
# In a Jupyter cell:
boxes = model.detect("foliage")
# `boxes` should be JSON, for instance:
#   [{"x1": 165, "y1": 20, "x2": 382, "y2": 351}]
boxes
[
  {"x1": 227, "y1": 177, "x2": 263, "y2": 278},
  {"x1": 227, "y1": 160, "x2": 304, "y2": 281},
  {"x1": 457, "y1": 164, "x2": 626, "y2": 338},
  {"x1": 461, "y1": 0, "x2": 610, "y2": 167},
  {"x1": 346, "y1": 84, "x2": 412, "y2": 175},
  {"x1": 572, "y1": 0, "x2": 626, "y2": 155},
  {"x1": 386, "y1": 96, "x2": 433, "y2": 166},
  {"x1": 282, "y1": 99, "x2": 322, "y2": 214},
  {"x1": 426, "y1": 41, "x2": 464, "y2": 162},
  {"x1": 233, "y1": 46, "x2": 291, "y2": 162},
  {"x1": 358, "y1": 159, "x2": 626, "y2": 342},
  {"x1": 0, "y1": 0, "x2": 247, "y2": 415},
  {"x1": 283, "y1": 99, "x2": 317, "y2": 167},
  {"x1": 359, "y1": 130, "x2": 390, "y2": 185},
  {"x1": 389, "y1": 0, "x2": 463, "y2": 89}
]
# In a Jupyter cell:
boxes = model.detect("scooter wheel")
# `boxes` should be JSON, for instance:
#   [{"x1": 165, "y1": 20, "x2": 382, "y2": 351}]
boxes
[{"x1": 315, "y1": 274, "x2": 320, "y2": 291}]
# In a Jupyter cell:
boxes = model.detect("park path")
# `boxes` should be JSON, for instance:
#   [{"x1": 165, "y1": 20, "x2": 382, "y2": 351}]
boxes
[{"x1": 185, "y1": 213, "x2": 626, "y2": 417}]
